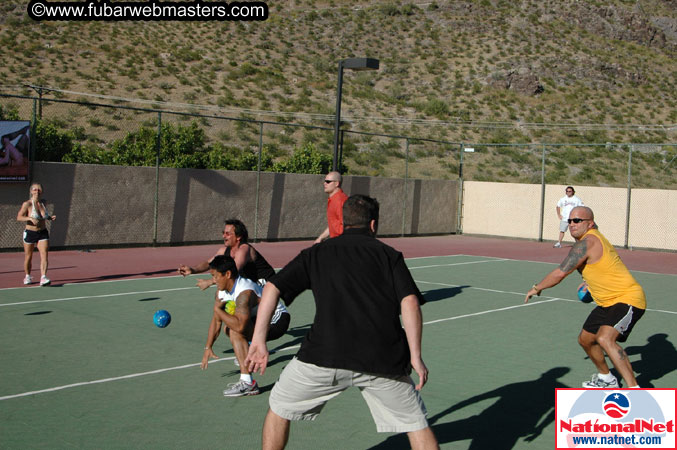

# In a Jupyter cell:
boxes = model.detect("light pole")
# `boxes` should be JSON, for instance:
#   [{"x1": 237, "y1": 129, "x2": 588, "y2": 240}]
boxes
[{"x1": 332, "y1": 57, "x2": 379, "y2": 171}]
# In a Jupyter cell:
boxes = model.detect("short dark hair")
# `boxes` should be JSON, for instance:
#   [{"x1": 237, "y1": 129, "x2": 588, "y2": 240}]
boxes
[
  {"x1": 343, "y1": 194, "x2": 379, "y2": 228},
  {"x1": 566, "y1": 186, "x2": 575, "y2": 192},
  {"x1": 224, "y1": 219, "x2": 248, "y2": 243},
  {"x1": 209, "y1": 255, "x2": 238, "y2": 278}
]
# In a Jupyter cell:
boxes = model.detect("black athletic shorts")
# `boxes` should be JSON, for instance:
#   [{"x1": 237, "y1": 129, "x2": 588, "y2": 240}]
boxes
[
  {"x1": 267, "y1": 312, "x2": 291, "y2": 342},
  {"x1": 23, "y1": 228, "x2": 49, "y2": 245},
  {"x1": 582, "y1": 303, "x2": 645, "y2": 343}
]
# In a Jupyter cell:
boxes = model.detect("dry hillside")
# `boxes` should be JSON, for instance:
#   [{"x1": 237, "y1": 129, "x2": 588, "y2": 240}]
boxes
[{"x1": 0, "y1": 0, "x2": 675, "y2": 185}]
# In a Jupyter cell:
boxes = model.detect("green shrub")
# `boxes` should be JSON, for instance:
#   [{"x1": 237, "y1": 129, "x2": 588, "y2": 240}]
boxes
[{"x1": 272, "y1": 142, "x2": 332, "y2": 174}]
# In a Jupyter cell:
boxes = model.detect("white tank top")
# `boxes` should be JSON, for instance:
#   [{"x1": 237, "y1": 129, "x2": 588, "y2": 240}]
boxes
[{"x1": 217, "y1": 277, "x2": 287, "y2": 324}]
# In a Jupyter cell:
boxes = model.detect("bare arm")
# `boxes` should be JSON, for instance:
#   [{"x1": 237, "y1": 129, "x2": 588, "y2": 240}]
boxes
[
  {"x1": 401, "y1": 294, "x2": 428, "y2": 390},
  {"x1": 231, "y1": 244, "x2": 252, "y2": 273},
  {"x1": 212, "y1": 289, "x2": 254, "y2": 334},
  {"x1": 201, "y1": 298, "x2": 223, "y2": 369},
  {"x1": 245, "y1": 282, "x2": 280, "y2": 375},
  {"x1": 179, "y1": 247, "x2": 225, "y2": 288},
  {"x1": 314, "y1": 227, "x2": 330, "y2": 244},
  {"x1": 17, "y1": 201, "x2": 32, "y2": 223},
  {"x1": 525, "y1": 239, "x2": 589, "y2": 303}
]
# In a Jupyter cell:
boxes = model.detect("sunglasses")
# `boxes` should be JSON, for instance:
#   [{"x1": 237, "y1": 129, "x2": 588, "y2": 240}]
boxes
[
  {"x1": 568, "y1": 218, "x2": 590, "y2": 224},
  {"x1": 324, "y1": 179, "x2": 337, "y2": 184}
]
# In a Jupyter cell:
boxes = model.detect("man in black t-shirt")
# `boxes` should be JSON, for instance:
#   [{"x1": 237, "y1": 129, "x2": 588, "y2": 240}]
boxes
[{"x1": 246, "y1": 195, "x2": 438, "y2": 449}]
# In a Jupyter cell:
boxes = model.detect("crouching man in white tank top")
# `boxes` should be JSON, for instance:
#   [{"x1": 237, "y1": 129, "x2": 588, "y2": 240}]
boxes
[{"x1": 201, "y1": 254, "x2": 290, "y2": 397}]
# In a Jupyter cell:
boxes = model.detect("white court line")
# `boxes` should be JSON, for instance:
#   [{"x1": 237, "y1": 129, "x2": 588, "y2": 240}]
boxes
[
  {"x1": 416, "y1": 279, "x2": 677, "y2": 315},
  {"x1": 0, "y1": 273, "x2": 191, "y2": 292},
  {"x1": 417, "y1": 279, "x2": 530, "y2": 297},
  {"x1": 409, "y1": 258, "x2": 509, "y2": 270},
  {"x1": 455, "y1": 254, "x2": 677, "y2": 277},
  {"x1": 0, "y1": 345, "x2": 300, "y2": 402},
  {"x1": 0, "y1": 258, "x2": 499, "y2": 308},
  {"x1": 424, "y1": 298, "x2": 562, "y2": 325},
  {"x1": 0, "y1": 287, "x2": 194, "y2": 307}
]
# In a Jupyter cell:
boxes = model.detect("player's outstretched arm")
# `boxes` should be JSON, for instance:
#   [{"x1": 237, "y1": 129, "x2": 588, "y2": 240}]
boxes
[
  {"x1": 401, "y1": 294, "x2": 428, "y2": 390},
  {"x1": 525, "y1": 239, "x2": 589, "y2": 303},
  {"x1": 245, "y1": 282, "x2": 279, "y2": 374},
  {"x1": 178, "y1": 260, "x2": 211, "y2": 277}
]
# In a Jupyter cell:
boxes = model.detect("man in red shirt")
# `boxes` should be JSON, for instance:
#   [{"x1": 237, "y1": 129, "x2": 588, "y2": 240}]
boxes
[{"x1": 314, "y1": 171, "x2": 348, "y2": 243}]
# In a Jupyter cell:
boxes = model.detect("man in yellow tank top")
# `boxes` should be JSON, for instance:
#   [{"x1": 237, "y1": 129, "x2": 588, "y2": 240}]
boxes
[{"x1": 524, "y1": 206, "x2": 646, "y2": 388}]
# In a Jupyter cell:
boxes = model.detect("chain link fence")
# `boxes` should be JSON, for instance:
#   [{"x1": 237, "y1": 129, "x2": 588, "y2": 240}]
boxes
[{"x1": 1, "y1": 94, "x2": 674, "y2": 249}]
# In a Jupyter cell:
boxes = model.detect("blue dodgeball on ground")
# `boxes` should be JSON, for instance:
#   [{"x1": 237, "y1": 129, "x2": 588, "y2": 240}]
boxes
[
  {"x1": 153, "y1": 310, "x2": 171, "y2": 328},
  {"x1": 577, "y1": 285, "x2": 593, "y2": 303}
]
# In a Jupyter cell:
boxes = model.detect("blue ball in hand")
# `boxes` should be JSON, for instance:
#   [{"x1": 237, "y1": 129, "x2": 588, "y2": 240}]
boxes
[{"x1": 577, "y1": 285, "x2": 594, "y2": 304}]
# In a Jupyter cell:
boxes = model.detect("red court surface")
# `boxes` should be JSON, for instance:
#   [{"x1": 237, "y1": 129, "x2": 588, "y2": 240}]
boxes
[{"x1": 1, "y1": 235, "x2": 675, "y2": 289}]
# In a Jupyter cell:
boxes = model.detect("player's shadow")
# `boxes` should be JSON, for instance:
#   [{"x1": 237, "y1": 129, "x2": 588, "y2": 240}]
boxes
[
  {"x1": 422, "y1": 286, "x2": 470, "y2": 302},
  {"x1": 275, "y1": 324, "x2": 311, "y2": 349},
  {"x1": 64, "y1": 268, "x2": 178, "y2": 284},
  {"x1": 625, "y1": 333, "x2": 677, "y2": 388},
  {"x1": 0, "y1": 265, "x2": 76, "y2": 275},
  {"x1": 218, "y1": 325, "x2": 310, "y2": 378},
  {"x1": 368, "y1": 367, "x2": 571, "y2": 450}
]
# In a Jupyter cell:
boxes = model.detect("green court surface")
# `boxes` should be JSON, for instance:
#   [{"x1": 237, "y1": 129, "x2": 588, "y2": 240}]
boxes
[{"x1": 1, "y1": 255, "x2": 675, "y2": 449}]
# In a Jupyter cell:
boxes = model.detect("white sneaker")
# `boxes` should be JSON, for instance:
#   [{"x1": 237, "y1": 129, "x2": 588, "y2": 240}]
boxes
[
  {"x1": 223, "y1": 379, "x2": 259, "y2": 397},
  {"x1": 40, "y1": 276, "x2": 51, "y2": 286},
  {"x1": 582, "y1": 373, "x2": 619, "y2": 388},
  {"x1": 553, "y1": 242, "x2": 562, "y2": 248},
  {"x1": 23, "y1": 275, "x2": 33, "y2": 285}
]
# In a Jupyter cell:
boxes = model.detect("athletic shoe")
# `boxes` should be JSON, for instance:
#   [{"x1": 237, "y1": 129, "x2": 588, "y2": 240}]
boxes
[
  {"x1": 553, "y1": 242, "x2": 562, "y2": 248},
  {"x1": 23, "y1": 275, "x2": 33, "y2": 285},
  {"x1": 40, "y1": 276, "x2": 51, "y2": 286},
  {"x1": 223, "y1": 380, "x2": 259, "y2": 397},
  {"x1": 234, "y1": 359, "x2": 240, "y2": 367},
  {"x1": 582, "y1": 374, "x2": 619, "y2": 388}
]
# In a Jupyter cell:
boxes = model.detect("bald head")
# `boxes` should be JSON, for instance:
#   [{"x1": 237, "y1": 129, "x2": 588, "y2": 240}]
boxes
[
  {"x1": 571, "y1": 206, "x2": 594, "y2": 220},
  {"x1": 323, "y1": 171, "x2": 343, "y2": 195},
  {"x1": 327, "y1": 171, "x2": 342, "y2": 185}
]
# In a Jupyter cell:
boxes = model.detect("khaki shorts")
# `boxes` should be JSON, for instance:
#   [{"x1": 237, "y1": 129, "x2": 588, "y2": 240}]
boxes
[
  {"x1": 269, "y1": 357, "x2": 429, "y2": 433},
  {"x1": 559, "y1": 220, "x2": 569, "y2": 233}
]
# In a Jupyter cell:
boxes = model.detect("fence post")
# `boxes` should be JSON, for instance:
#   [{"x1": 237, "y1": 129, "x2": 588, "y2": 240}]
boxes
[
  {"x1": 624, "y1": 145, "x2": 633, "y2": 249},
  {"x1": 152, "y1": 112, "x2": 162, "y2": 246},
  {"x1": 401, "y1": 139, "x2": 409, "y2": 236},
  {"x1": 254, "y1": 121, "x2": 263, "y2": 242},
  {"x1": 30, "y1": 98, "x2": 38, "y2": 182},
  {"x1": 457, "y1": 143, "x2": 464, "y2": 234},
  {"x1": 538, "y1": 144, "x2": 546, "y2": 242}
]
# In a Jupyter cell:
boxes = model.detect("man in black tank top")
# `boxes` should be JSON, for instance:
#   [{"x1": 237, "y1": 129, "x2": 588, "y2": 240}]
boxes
[
  {"x1": 178, "y1": 219, "x2": 275, "y2": 289},
  {"x1": 224, "y1": 245, "x2": 274, "y2": 284}
]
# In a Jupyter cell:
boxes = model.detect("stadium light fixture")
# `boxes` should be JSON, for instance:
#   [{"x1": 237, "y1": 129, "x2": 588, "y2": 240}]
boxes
[{"x1": 333, "y1": 57, "x2": 379, "y2": 171}]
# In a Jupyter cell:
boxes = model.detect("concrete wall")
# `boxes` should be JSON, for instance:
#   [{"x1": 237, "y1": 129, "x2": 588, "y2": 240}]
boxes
[
  {"x1": 462, "y1": 181, "x2": 676, "y2": 251},
  {"x1": 3, "y1": 164, "x2": 672, "y2": 251},
  {"x1": 0, "y1": 162, "x2": 459, "y2": 249}
]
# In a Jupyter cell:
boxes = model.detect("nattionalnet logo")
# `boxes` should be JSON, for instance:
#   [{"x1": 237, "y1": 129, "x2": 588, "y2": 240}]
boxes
[
  {"x1": 603, "y1": 392, "x2": 631, "y2": 419},
  {"x1": 556, "y1": 389, "x2": 675, "y2": 449}
]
